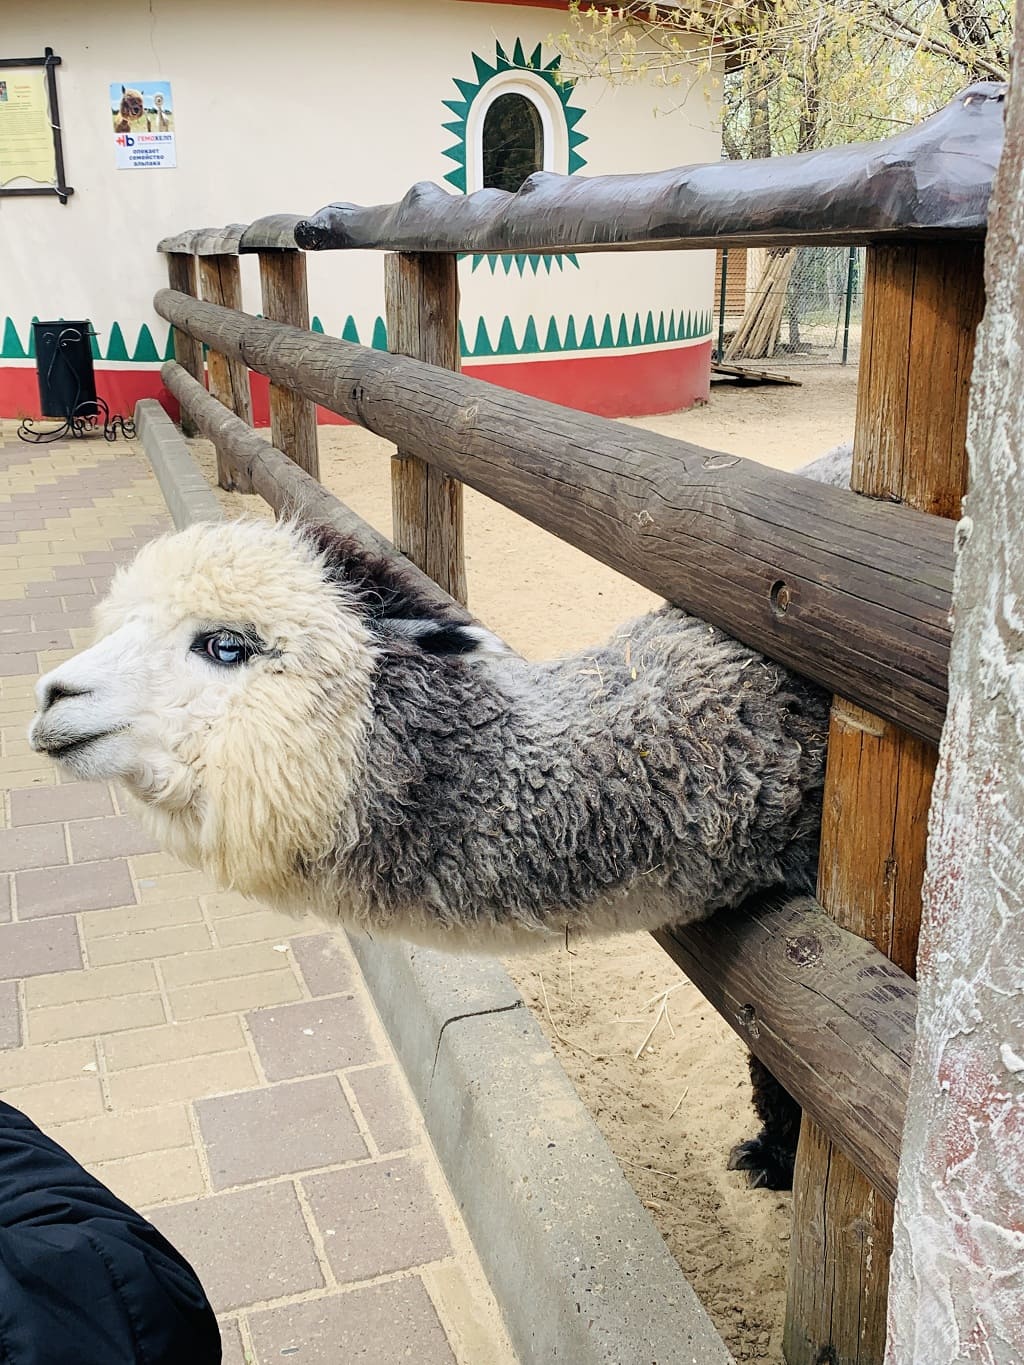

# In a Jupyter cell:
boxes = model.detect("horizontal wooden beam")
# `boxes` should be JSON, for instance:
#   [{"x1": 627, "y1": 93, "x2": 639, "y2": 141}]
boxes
[
  {"x1": 157, "y1": 223, "x2": 247, "y2": 256},
  {"x1": 163, "y1": 356, "x2": 916, "y2": 1201},
  {"x1": 154, "y1": 293, "x2": 955, "y2": 742},
  {"x1": 294, "y1": 85, "x2": 1002, "y2": 256},
  {"x1": 655, "y1": 892, "x2": 914, "y2": 1203}
]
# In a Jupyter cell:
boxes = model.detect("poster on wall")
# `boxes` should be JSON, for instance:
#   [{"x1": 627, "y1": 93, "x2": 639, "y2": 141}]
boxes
[
  {"x1": 110, "y1": 80, "x2": 176, "y2": 169},
  {"x1": 0, "y1": 68, "x2": 57, "y2": 187}
]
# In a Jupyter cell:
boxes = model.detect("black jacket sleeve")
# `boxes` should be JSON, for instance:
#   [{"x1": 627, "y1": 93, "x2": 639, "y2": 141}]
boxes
[{"x1": 0, "y1": 1101, "x2": 220, "y2": 1365}]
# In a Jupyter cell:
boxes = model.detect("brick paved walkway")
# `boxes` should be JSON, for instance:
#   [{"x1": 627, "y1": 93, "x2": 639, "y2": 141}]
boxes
[{"x1": 0, "y1": 425, "x2": 514, "y2": 1365}]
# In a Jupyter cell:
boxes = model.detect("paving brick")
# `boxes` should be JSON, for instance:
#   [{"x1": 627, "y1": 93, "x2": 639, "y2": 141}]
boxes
[
  {"x1": 84, "y1": 897, "x2": 204, "y2": 937},
  {"x1": 161, "y1": 943, "x2": 295, "y2": 990},
  {"x1": 87, "y1": 921, "x2": 213, "y2": 966},
  {"x1": 0, "y1": 653, "x2": 38, "y2": 678},
  {"x1": 28, "y1": 993, "x2": 166, "y2": 1044},
  {"x1": 26, "y1": 960, "x2": 156, "y2": 1008},
  {"x1": 0, "y1": 1037, "x2": 96, "y2": 1088},
  {"x1": 0, "y1": 823, "x2": 68, "y2": 874},
  {"x1": 0, "y1": 918, "x2": 83, "y2": 981},
  {"x1": 0, "y1": 980, "x2": 20, "y2": 1049},
  {"x1": 104, "y1": 1014, "x2": 246, "y2": 1072},
  {"x1": 215, "y1": 909, "x2": 301, "y2": 947},
  {"x1": 149, "y1": 1185, "x2": 324, "y2": 1313},
  {"x1": 68, "y1": 814, "x2": 159, "y2": 861},
  {"x1": 197, "y1": 1077, "x2": 367, "y2": 1190},
  {"x1": 95, "y1": 1147, "x2": 205, "y2": 1209},
  {"x1": 0, "y1": 874, "x2": 10, "y2": 924},
  {"x1": 218, "y1": 1319, "x2": 247, "y2": 1365},
  {"x1": 137, "y1": 870, "x2": 211, "y2": 903},
  {"x1": 9, "y1": 781, "x2": 112, "y2": 825},
  {"x1": 169, "y1": 971, "x2": 302, "y2": 1023},
  {"x1": 201, "y1": 891, "x2": 259, "y2": 919},
  {"x1": 130, "y1": 851, "x2": 193, "y2": 878},
  {"x1": 248, "y1": 1280, "x2": 456, "y2": 1365},
  {"x1": 107, "y1": 1048, "x2": 258, "y2": 1110},
  {"x1": 52, "y1": 1104, "x2": 193, "y2": 1163},
  {"x1": 247, "y1": 995, "x2": 380, "y2": 1081},
  {"x1": 4, "y1": 1074, "x2": 105, "y2": 1125},
  {"x1": 0, "y1": 629, "x2": 71, "y2": 654},
  {"x1": 303, "y1": 1157, "x2": 452, "y2": 1284},
  {"x1": 347, "y1": 1065, "x2": 421, "y2": 1156},
  {"x1": 291, "y1": 933, "x2": 355, "y2": 997},
  {"x1": 16, "y1": 859, "x2": 135, "y2": 917}
]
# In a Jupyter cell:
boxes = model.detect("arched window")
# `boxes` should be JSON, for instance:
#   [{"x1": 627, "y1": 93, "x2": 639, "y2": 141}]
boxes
[{"x1": 481, "y1": 91, "x2": 544, "y2": 193}]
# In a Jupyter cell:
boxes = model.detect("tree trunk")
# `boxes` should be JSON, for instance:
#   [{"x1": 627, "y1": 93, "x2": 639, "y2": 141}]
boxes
[{"x1": 885, "y1": 21, "x2": 1024, "y2": 1360}]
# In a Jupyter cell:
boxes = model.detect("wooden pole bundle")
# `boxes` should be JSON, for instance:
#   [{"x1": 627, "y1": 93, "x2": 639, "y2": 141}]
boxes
[{"x1": 725, "y1": 248, "x2": 797, "y2": 360}]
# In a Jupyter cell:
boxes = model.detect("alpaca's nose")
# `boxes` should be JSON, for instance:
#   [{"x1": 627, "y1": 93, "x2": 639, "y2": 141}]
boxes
[{"x1": 37, "y1": 679, "x2": 92, "y2": 714}]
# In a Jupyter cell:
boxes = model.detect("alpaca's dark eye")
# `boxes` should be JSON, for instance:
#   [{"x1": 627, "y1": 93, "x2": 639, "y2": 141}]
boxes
[{"x1": 192, "y1": 630, "x2": 261, "y2": 668}]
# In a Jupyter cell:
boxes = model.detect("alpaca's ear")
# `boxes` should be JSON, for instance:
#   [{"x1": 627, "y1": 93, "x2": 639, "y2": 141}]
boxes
[{"x1": 374, "y1": 618, "x2": 506, "y2": 657}]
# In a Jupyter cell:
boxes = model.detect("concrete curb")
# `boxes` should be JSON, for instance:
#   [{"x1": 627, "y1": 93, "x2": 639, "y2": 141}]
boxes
[
  {"x1": 134, "y1": 399, "x2": 222, "y2": 529},
  {"x1": 137, "y1": 410, "x2": 734, "y2": 1365}
]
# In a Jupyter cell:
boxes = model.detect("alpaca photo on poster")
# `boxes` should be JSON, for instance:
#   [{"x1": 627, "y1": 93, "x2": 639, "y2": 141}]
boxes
[{"x1": 109, "y1": 79, "x2": 176, "y2": 168}]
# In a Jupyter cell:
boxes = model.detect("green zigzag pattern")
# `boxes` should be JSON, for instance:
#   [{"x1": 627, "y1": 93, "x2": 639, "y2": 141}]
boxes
[
  {"x1": 442, "y1": 39, "x2": 588, "y2": 277},
  {"x1": 0, "y1": 319, "x2": 174, "y2": 363},
  {"x1": 2, "y1": 311, "x2": 713, "y2": 364}
]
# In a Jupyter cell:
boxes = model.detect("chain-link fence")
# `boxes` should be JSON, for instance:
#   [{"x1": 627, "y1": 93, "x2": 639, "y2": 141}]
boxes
[{"x1": 714, "y1": 246, "x2": 865, "y2": 367}]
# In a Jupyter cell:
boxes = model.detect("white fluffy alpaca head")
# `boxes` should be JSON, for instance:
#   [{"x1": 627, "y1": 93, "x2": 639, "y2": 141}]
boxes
[{"x1": 29, "y1": 519, "x2": 377, "y2": 901}]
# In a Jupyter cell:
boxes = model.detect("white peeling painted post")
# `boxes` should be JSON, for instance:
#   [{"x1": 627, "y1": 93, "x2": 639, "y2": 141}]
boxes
[{"x1": 885, "y1": 68, "x2": 1024, "y2": 1365}]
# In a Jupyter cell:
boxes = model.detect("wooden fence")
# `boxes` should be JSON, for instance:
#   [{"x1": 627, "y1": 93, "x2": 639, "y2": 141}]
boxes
[{"x1": 152, "y1": 82, "x2": 1002, "y2": 1365}]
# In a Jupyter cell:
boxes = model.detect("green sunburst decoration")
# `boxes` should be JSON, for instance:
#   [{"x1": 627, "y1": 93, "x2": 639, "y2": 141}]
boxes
[{"x1": 441, "y1": 39, "x2": 588, "y2": 275}]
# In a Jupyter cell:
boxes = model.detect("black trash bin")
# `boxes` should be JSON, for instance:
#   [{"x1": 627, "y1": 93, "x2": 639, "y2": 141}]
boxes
[{"x1": 32, "y1": 321, "x2": 98, "y2": 421}]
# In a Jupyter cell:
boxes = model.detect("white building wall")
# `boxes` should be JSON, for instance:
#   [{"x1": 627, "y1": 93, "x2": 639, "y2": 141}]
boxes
[{"x1": 1, "y1": 0, "x2": 720, "y2": 412}]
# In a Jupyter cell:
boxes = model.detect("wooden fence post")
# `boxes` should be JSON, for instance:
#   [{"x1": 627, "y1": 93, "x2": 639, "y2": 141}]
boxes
[
  {"x1": 164, "y1": 253, "x2": 203, "y2": 438},
  {"x1": 256, "y1": 250, "x2": 319, "y2": 479},
  {"x1": 196, "y1": 254, "x2": 253, "y2": 490},
  {"x1": 783, "y1": 241, "x2": 986, "y2": 1364},
  {"x1": 383, "y1": 252, "x2": 467, "y2": 604}
]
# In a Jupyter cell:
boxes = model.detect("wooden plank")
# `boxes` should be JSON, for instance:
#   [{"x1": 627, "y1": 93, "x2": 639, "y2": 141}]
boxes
[
  {"x1": 195, "y1": 256, "x2": 253, "y2": 490},
  {"x1": 153, "y1": 289, "x2": 957, "y2": 741},
  {"x1": 257, "y1": 251, "x2": 319, "y2": 480},
  {"x1": 383, "y1": 253, "x2": 466, "y2": 605},
  {"x1": 165, "y1": 353, "x2": 919, "y2": 1208},
  {"x1": 164, "y1": 253, "x2": 203, "y2": 438},
  {"x1": 711, "y1": 362, "x2": 801, "y2": 386},
  {"x1": 887, "y1": 44, "x2": 1024, "y2": 1352},
  {"x1": 293, "y1": 85, "x2": 1002, "y2": 257},
  {"x1": 783, "y1": 240, "x2": 985, "y2": 1365}
]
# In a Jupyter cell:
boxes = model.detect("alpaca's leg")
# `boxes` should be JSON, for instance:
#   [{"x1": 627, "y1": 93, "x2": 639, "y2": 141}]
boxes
[{"x1": 728, "y1": 1054, "x2": 801, "y2": 1190}]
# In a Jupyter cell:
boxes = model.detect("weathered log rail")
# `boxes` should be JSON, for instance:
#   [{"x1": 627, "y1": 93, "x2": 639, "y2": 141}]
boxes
[
  {"x1": 154, "y1": 288, "x2": 954, "y2": 744},
  {"x1": 164, "y1": 356, "x2": 917, "y2": 1204}
]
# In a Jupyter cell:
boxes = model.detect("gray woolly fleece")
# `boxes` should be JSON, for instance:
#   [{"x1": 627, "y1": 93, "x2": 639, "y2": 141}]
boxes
[{"x1": 309, "y1": 604, "x2": 831, "y2": 945}]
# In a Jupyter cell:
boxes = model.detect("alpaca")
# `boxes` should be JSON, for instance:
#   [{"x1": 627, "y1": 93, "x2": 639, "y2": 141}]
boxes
[
  {"x1": 29, "y1": 445, "x2": 850, "y2": 1186},
  {"x1": 153, "y1": 93, "x2": 169, "y2": 132}
]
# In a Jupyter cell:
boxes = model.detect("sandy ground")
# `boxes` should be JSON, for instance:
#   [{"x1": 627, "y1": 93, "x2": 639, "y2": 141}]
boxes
[{"x1": 190, "y1": 364, "x2": 857, "y2": 1364}]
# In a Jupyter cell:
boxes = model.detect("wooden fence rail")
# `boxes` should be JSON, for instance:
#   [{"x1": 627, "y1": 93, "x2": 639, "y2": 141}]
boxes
[
  {"x1": 153, "y1": 289, "x2": 955, "y2": 744},
  {"x1": 163, "y1": 354, "x2": 918, "y2": 1203}
]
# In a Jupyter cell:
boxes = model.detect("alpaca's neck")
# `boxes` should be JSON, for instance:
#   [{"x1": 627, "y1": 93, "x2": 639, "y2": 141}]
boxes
[{"x1": 339, "y1": 615, "x2": 828, "y2": 942}]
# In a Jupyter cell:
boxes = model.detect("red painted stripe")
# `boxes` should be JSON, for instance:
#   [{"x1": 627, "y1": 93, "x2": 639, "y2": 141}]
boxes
[{"x1": 1, "y1": 344, "x2": 709, "y2": 428}]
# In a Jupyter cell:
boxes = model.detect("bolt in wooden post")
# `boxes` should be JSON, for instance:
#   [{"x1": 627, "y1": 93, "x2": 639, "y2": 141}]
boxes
[
  {"x1": 196, "y1": 254, "x2": 253, "y2": 490},
  {"x1": 257, "y1": 250, "x2": 319, "y2": 480},
  {"x1": 783, "y1": 241, "x2": 985, "y2": 1365},
  {"x1": 383, "y1": 252, "x2": 467, "y2": 605},
  {"x1": 165, "y1": 253, "x2": 204, "y2": 437}
]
